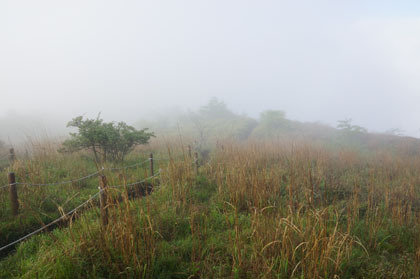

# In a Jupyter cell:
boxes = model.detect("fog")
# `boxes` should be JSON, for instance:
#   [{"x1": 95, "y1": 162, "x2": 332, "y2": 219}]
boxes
[{"x1": 1, "y1": 1, "x2": 420, "y2": 141}]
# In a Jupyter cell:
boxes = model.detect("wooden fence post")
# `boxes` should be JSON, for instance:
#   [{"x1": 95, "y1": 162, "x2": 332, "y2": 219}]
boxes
[
  {"x1": 9, "y1": 148, "x2": 15, "y2": 163},
  {"x1": 99, "y1": 175, "x2": 108, "y2": 229},
  {"x1": 194, "y1": 152, "x2": 199, "y2": 175},
  {"x1": 8, "y1": 172, "x2": 18, "y2": 216},
  {"x1": 149, "y1": 153, "x2": 154, "y2": 176}
]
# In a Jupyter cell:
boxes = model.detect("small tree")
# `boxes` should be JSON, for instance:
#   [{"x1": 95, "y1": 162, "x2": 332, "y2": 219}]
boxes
[
  {"x1": 60, "y1": 116, "x2": 154, "y2": 163},
  {"x1": 251, "y1": 110, "x2": 291, "y2": 138},
  {"x1": 199, "y1": 97, "x2": 234, "y2": 119},
  {"x1": 337, "y1": 118, "x2": 367, "y2": 133}
]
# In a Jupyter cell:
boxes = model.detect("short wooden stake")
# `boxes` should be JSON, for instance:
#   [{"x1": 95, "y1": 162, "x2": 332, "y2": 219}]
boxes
[
  {"x1": 99, "y1": 175, "x2": 108, "y2": 229},
  {"x1": 8, "y1": 172, "x2": 18, "y2": 216},
  {"x1": 149, "y1": 153, "x2": 154, "y2": 176}
]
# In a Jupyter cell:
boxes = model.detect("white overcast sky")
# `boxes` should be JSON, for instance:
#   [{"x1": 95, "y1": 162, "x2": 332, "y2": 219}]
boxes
[{"x1": 1, "y1": 0, "x2": 420, "y2": 138}]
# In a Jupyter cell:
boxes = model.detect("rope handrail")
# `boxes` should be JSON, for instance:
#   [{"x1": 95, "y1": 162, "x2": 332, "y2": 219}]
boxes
[{"x1": 0, "y1": 190, "x2": 102, "y2": 252}]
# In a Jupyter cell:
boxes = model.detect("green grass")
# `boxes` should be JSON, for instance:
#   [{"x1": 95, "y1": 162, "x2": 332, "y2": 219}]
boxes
[
  {"x1": 2, "y1": 142, "x2": 420, "y2": 278},
  {"x1": 0, "y1": 152, "x2": 162, "y2": 257}
]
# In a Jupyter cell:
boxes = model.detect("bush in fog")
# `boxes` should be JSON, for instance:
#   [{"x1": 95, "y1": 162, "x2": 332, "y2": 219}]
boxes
[
  {"x1": 337, "y1": 118, "x2": 367, "y2": 133},
  {"x1": 251, "y1": 110, "x2": 295, "y2": 138},
  {"x1": 199, "y1": 97, "x2": 234, "y2": 119},
  {"x1": 59, "y1": 115, "x2": 154, "y2": 163}
]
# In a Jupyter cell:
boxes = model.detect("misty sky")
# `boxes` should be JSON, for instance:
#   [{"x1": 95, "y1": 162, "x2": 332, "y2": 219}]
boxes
[{"x1": 1, "y1": 1, "x2": 420, "y2": 139}]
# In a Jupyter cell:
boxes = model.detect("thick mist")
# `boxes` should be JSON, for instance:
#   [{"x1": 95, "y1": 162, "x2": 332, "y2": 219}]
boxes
[{"x1": 1, "y1": 1, "x2": 420, "y2": 141}]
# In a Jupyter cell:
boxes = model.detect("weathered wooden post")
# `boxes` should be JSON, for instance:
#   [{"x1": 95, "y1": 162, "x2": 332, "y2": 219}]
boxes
[
  {"x1": 99, "y1": 175, "x2": 108, "y2": 229},
  {"x1": 9, "y1": 148, "x2": 15, "y2": 163},
  {"x1": 149, "y1": 153, "x2": 154, "y2": 176},
  {"x1": 8, "y1": 172, "x2": 18, "y2": 216},
  {"x1": 194, "y1": 152, "x2": 199, "y2": 175}
]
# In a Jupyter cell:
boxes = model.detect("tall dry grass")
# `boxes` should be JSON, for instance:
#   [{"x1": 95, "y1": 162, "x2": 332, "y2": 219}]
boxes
[{"x1": 2, "y1": 138, "x2": 420, "y2": 278}]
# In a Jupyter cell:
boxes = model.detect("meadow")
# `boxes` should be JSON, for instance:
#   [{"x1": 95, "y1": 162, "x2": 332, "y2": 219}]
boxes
[{"x1": 1, "y1": 138, "x2": 420, "y2": 278}]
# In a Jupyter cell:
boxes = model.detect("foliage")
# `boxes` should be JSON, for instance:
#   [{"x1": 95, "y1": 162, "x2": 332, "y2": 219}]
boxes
[
  {"x1": 337, "y1": 118, "x2": 367, "y2": 133},
  {"x1": 60, "y1": 116, "x2": 154, "y2": 163},
  {"x1": 199, "y1": 97, "x2": 234, "y2": 120},
  {"x1": 183, "y1": 98, "x2": 257, "y2": 148},
  {"x1": 251, "y1": 110, "x2": 294, "y2": 138},
  {"x1": 259, "y1": 110, "x2": 289, "y2": 130}
]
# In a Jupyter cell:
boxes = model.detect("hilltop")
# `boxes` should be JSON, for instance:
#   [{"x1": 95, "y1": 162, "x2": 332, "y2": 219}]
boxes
[{"x1": 135, "y1": 98, "x2": 420, "y2": 157}]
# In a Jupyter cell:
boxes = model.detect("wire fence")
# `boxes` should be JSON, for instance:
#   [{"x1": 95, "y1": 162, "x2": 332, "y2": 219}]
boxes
[
  {"x1": 15, "y1": 168, "x2": 105, "y2": 187},
  {"x1": 107, "y1": 158, "x2": 151, "y2": 171},
  {"x1": 0, "y1": 190, "x2": 103, "y2": 252},
  {"x1": 108, "y1": 171, "x2": 161, "y2": 188},
  {"x1": 0, "y1": 157, "x2": 164, "y2": 253},
  {"x1": 2, "y1": 156, "x2": 163, "y2": 188}
]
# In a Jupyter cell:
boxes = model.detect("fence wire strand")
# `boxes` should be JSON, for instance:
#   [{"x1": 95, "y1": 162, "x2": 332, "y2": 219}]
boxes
[
  {"x1": 108, "y1": 171, "x2": 161, "y2": 188},
  {"x1": 107, "y1": 158, "x2": 150, "y2": 171},
  {"x1": 16, "y1": 168, "x2": 104, "y2": 187},
  {"x1": 151, "y1": 158, "x2": 166, "y2": 161},
  {"x1": 10, "y1": 158, "x2": 155, "y2": 187}
]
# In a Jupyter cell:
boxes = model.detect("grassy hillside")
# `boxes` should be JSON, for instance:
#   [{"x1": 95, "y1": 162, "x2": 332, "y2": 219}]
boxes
[
  {"x1": 1, "y1": 139, "x2": 420, "y2": 278},
  {"x1": 135, "y1": 99, "x2": 420, "y2": 157}
]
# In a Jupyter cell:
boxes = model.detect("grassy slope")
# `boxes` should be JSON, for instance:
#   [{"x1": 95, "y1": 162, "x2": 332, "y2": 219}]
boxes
[{"x1": 2, "y1": 141, "x2": 420, "y2": 278}]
